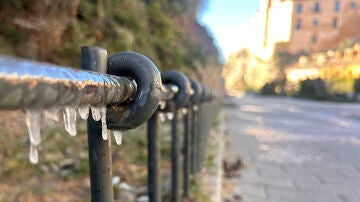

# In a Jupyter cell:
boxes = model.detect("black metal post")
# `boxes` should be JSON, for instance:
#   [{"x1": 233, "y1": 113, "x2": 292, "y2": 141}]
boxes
[
  {"x1": 171, "y1": 110, "x2": 180, "y2": 202},
  {"x1": 182, "y1": 107, "x2": 191, "y2": 197},
  {"x1": 147, "y1": 110, "x2": 161, "y2": 202},
  {"x1": 196, "y1": 105, "x2": 202, "y2": 172},
  {"x1": 190, "y1": 106, "x2": 197, "y2": 174},
  {"x1": 82, "y1": 46, "x2": 114, "y2": 202},
  {"x1": 199, "y1": 104, "x2": 207, "y2": 170}
]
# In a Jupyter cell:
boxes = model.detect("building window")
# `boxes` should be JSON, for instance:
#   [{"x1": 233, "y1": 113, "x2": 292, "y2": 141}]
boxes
[
  {"x1": 350, "y1": 2, "x2": 356, "y2": 9},
  {"x1": 311, "y1": 35, "x2": 317, "y2": 44},
  {"x1": 332, "y1": 18, "x2": 338, "y2": 28},
  {"x1": 297, "y1": 3, "x2": 303, "y2": 13},
  {"x1": 296, "y1": 19, "x2": 302, "y2": 30},
  {"x1": 334, "y1": 1, "x2": 340, "y2": 12},
  {"x1": 313, "y1": 19, "x2": 318, "y2": 26},
  {"x1": 313, "y1": 2, "x2": 320, "y2": 12}
]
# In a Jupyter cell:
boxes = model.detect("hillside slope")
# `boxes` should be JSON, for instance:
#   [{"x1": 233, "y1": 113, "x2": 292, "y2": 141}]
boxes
[{"x1": 0, "y1": 0, "x2": 222, "y2": 88}]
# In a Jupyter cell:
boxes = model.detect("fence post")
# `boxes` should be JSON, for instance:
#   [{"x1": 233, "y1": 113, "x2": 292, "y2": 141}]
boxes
[
  {"x1": 196, "y1": 105, "x2": 202, "y2": 172},
  {"x1": 171, "y1": 109, "x2": 180, "y2": 202},
  {"x1": 147, "y1": 110, "x2": 161, "y2": 202},
  {"x1": 81, "y1": 46, "x2": 114, "y2": 202},
  {"x1": 161, "y1": 70, "x2": 192, "y2": 202},
  {"x1": 182, "y1": 106, "x2": 191, "y2": 197},
  {"x1": 190, "y1": 106, "x2": 198, "y2": 174},
  {"x1": 199, "y1": 103, "x2": 207, "y2": 170}
]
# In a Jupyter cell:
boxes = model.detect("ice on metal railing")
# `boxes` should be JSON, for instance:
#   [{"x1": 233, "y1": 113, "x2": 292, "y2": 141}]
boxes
[
  {"x1": 0, "y1": 55, "x2": 136, "y2": 110},
  {"x1": 29, "y1": 144, "x2": 39, "y2": 164},
  {"x1": 159, "y1": 113, "x2": 166, "y2": 122},
  {"x1": 113, "y1": 131, "x2": 123, "y2": 145},
  {"x1": 0, "y1": 55, "x2": 138, "y2": 164},
  {"x1": 182, "y1": 108, "x2": 188, "y2": 115},
  {"x1": 193, "y1": 105, "x2": 199, "y2": 111},
  {"x1": 167, "y1": 112, "x2": 174, "y2": 120},
  {"x1": 100, "y1": 106, "x2": 108, "y2": 140},
  {"x1": 63, "y1": 106, "x2": 77, "y2": 136},
  {"x1": 78, "y1": 105, "x2": 90, "y2": 119},
  {"x1": 159, "y1": 100, "x2": 166, "y2": 110},
  {"x1": 24, "y1": 104, "x2": 113, "y2": 163},
  {"x1": 25, "y1": 109, "x2": 41, "y2": 164},
  {"x1": 90, "y1": 106, "x2": 102, "y2": 121},
  {"x1": 25, "y1": 109, "x2": 41, "y2": 146}
]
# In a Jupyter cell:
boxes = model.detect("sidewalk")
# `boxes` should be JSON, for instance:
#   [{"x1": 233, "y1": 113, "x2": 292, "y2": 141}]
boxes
[
  {"x1": 222, "y1": 95, "x2": 360, "y2": 202},
  {"x1": 198, "y1": 110, "x2": 225, "y2": 202}
]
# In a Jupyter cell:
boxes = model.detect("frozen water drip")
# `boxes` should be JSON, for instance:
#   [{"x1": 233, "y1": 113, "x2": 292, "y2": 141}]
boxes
[
  {"x1": 29, "y1": 144, "x2": 38, "y2": 164},
  {"x1": 113, "y1": 131, "x2": 123, "y2": 145},
  {"x1": 159, "y1": 101, "x2": 166, "y2": 110},
  {"x1": 167, "y1": 112, "x2": 174, "y2": 120},
  {"x1": 90, "y1": 106, "x2": 102, "y2": 121},
  {"x1": 25, "y1": 109, "x2": 42, "y2": 164},
  {"x1": 25, "y1": 109, "x2": 41, "y2": 146},
  {"x1": 63, "y1": 106, "x2": 77, "y2": 136},
  {"x1": 78, "y1": 105, "x2": 90, "y2": 119},
  {"x1": 100, "y1": 106, "x2": 108, "y2": 140},
  {"x1": 159, "y1": 113, "x2": 166, "y2": 122}
]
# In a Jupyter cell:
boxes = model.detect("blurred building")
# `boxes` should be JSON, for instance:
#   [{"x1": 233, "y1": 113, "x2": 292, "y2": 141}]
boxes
[
  {"x1": 256, "y1": 0, "x2": 360, "y2": 59},
  {"x1": 224, "y1": 0, "x2": 360, "y2": 93}
]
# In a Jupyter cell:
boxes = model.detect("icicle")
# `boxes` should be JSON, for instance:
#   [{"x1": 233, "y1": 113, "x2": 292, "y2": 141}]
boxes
[
  {"x1": 90, "y1": 106, "x2": 102, "y2": 121},
  {"x1": 100, "y1": 106, "x2": 108, "y2": 140},
  {"x1": 29, "y1": 144, "x2": 39, "y2": 164},
  {"x1": 113, "y1": 131, "x2": 123, "y2": 145},
  {"x1": 182, "y1": 108, "x2": 188, "y2": 115},
  {"x1": 159, "y1": 113, "x2": 166, "y2": 122},
  {"x1": 167, "y1": 112, "x2": 174, "y2": 120},
  {"x1": 25, "y1": 109, "x2": 41, "y2": 146},
  {"x1": 112, "y1": 176, "x2": 121, "y2": 185},
  {"x1": 63, "y1": 106, "x2": 77, "y2": 136},
  {"x1": 78, "y1": 105, "x2": 90, "y2": 119},
  {"x1": 159, "y1": 101, "x2": 166, "y2": 110}
]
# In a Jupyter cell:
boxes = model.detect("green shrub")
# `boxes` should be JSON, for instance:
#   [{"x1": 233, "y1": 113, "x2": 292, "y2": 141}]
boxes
[
  {"x1": 260, "y1": 79, "x2": 284, "y2": 95},
  {"x1": 298, "y1": 78, "x2": 328, "y2": 100},
  {"x1": 260, "y1": 82, "x2": 277, "y2": 95},
  {"x1": 353, "y1": 78, "x2": 360, "y2": 93}
]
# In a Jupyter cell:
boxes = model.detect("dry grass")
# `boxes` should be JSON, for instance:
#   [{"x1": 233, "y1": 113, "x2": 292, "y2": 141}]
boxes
[{"x1": 0, "y1": 110, "x2": 154, "y2": 201}]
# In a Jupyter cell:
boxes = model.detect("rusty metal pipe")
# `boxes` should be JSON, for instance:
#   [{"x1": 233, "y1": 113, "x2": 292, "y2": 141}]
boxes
[{"x1": 0, "y1": 55, "x2": 137, "y2": 110}]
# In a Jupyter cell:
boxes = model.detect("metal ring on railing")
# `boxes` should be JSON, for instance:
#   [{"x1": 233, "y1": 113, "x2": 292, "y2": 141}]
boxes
[
  {"x1": 200, "y1": 84, "x2": 208, "y2": 103},
  {"x1": 161, "y1": 70, "x2": 192, "y2": 110},
  {"x1": 203, "y1": 86, "x2": 211, "y2": 102},
  {"x1": 106, "y1": 52, "x2": 162, "y2": 130},
  {"x1": 190, "y1": 79, "x2": 202, "y2": 106}
]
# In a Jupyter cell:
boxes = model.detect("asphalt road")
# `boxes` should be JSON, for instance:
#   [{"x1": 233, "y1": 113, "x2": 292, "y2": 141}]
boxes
[{"x1": 223, "y1": 94, "x2": 360, "y2": 202}]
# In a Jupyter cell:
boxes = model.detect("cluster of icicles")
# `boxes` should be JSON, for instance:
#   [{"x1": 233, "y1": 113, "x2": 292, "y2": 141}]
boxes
[
  {"x1": 25, "y1": 102, "x2": 196, "y2": 164},
  {"x1": 157, "y1": 100, "x2": 198, "y2": 122},
  {"x1": 25, "y1": 105, "x2": 123, "y2": 164}
]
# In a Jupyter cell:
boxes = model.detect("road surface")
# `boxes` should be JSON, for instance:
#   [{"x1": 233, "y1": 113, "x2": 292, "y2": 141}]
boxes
[{"x1": 223, "y1": 94, "x2": 360, "y2": 202}]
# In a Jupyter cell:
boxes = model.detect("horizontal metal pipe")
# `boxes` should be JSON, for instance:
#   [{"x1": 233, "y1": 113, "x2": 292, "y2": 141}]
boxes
[{"x1": 0, "y1": 55, "x2": 137, "y2": 109}]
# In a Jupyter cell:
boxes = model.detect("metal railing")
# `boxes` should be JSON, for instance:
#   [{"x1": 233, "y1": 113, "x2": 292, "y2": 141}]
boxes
[{"x1": 0, "y1": 46, "x2": 221, "y2": 202}]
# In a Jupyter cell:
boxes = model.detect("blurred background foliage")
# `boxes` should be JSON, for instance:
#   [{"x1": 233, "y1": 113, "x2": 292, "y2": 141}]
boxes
[
  {"x1": 0, "y1": 1, "x2": 223, "y2": 200},
  {"x1": 0, "y1": 0, "x2": 223, "y2": 89}
]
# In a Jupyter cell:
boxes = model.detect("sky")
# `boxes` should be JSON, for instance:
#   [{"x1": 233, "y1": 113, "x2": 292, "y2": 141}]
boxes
[{"x1": 199, "y1": 0, "x2": 260, "y2": 58}]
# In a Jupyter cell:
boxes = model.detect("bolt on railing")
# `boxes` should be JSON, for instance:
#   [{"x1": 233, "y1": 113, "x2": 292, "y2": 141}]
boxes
[{"x1": 0, "y1": 45, "x2": 220, "y2": 202}]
